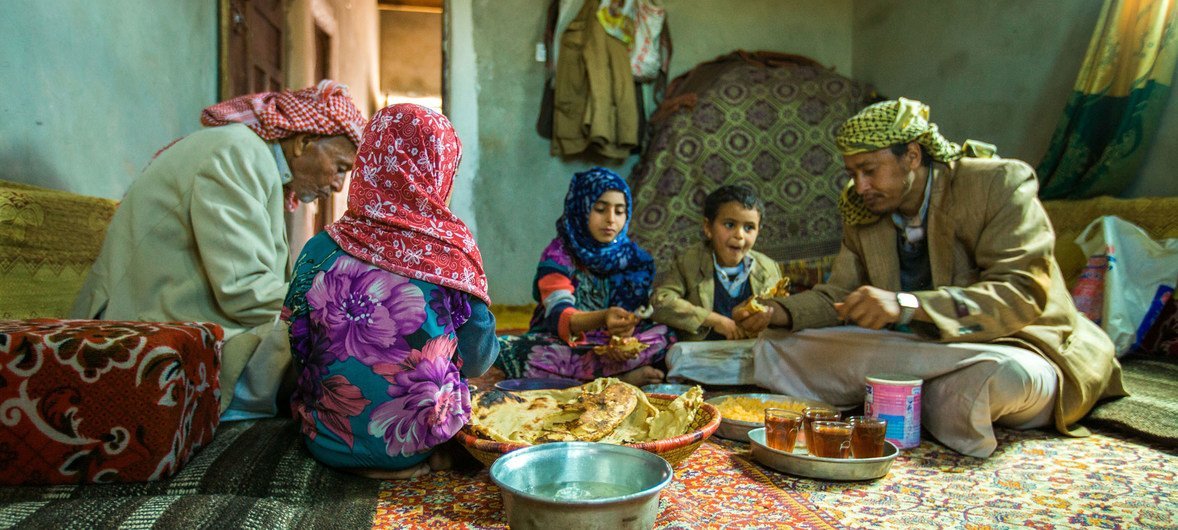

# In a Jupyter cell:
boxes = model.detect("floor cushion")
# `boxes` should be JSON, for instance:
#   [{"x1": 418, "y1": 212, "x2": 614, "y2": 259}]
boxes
[{"x1": 0, "y1": 319, "x2": 222, "y2": 485}]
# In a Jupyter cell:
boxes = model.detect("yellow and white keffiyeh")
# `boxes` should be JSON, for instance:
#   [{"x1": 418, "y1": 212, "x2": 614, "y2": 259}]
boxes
[{"x1": 835, "y1": 98, "x2": 998, "y2": 225}]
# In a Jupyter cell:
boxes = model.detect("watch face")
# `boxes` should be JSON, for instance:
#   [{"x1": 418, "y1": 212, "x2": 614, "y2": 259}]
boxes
[{"x1": 897, "y1": 292, "x2": 919, "y2": 308}]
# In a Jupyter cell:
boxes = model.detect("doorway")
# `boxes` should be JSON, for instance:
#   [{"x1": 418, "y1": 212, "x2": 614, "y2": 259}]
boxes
[{"x1": 377, "y1": 0, "x2": 444, "y2": 112}]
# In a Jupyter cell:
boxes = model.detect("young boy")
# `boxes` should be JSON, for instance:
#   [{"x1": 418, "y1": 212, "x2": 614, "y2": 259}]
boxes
[{"x1": 650, "y1": 184, "x2": 781, "y2": 341}]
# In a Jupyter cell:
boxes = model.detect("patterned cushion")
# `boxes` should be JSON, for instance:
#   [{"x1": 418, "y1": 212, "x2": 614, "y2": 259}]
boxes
[
  {"x1": 0, "y1": 319, "x2": 222, "y2": 485},
  {"x1": 0, "y1": 180, "x2": 117, "y2": 319}
]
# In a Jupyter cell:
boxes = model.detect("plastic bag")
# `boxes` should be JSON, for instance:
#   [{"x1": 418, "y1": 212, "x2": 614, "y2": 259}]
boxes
[{"x1": 1075, "y1": 215, "x2": 1178, "y2": 356}]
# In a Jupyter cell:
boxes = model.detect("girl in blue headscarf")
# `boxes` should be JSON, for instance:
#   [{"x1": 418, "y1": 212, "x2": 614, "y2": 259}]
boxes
[{"x1": 495, "y1": 167, "x2": 674, "y2": 386}]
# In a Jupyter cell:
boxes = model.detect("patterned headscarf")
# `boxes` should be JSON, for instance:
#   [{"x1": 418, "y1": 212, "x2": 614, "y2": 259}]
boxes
[
  {"x1": 835, "y1": 98, "x2": 998, "y2": 225},
  {"x1": 326, "y1": 104, "x2": 489, "y2": 305},
  {"x1": 201, "y1": 80, "x2": 366, "y2": 146},
  {"x1": 557, "y1": 167, "x2": 655, "y2": 309},
  {"x1": 834, "y1": 97, "x2": 963, "y2": 162}
]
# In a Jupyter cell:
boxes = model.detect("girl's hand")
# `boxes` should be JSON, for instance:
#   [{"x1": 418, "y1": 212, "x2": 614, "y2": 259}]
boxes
[{"x1": 605, "y1": 307, "x2": 638, "y2": 337}]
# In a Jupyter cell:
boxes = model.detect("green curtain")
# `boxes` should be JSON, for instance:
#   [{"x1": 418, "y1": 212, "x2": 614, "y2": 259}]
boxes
[{"x1": 1037, "y1": 0, "x2": 1178, "y2": 199}]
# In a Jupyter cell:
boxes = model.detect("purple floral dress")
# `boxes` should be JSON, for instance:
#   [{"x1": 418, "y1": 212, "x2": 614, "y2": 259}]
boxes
[{"x1": 284, "y1": 233, "x2": 473, "y2": 470}]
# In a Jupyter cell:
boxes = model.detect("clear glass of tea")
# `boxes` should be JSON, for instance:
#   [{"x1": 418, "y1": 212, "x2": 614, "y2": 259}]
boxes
[
  {"x1": 802, "y1": 406, "x2": 839, "y2": 451},
  {"x1": 809, "y1": 420, "x2": 853, "y2": 458},
  {"x1": 763, "y1": 408, "x2": 803, "y2": 452},
  {"x1": 847, "y1": 416, "x2": 888, "y2": 458}
]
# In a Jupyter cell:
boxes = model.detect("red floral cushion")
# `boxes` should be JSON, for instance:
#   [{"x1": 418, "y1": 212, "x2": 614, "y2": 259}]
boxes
[{"x1": 0, "y1": 319, "x2": 222, "y2": 485}]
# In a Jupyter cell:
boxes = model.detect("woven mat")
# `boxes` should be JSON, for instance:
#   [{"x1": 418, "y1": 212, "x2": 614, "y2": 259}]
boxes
[
  {"x1": 0, "y1": 419, "x2": 381, "y2": 528},
  {"x1": 1082, "y1": 355, "x2": 1178, "y2": 449}
]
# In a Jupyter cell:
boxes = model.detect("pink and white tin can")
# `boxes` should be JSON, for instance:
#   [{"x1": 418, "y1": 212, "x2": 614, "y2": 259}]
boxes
[{"x1": 864, "y1": 373, "x2": 922, "y2": 449}]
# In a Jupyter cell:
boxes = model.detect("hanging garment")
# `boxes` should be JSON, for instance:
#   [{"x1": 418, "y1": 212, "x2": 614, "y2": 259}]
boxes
[{"x1": 551, "y1": 0, "x2": 639, "y2": 159}]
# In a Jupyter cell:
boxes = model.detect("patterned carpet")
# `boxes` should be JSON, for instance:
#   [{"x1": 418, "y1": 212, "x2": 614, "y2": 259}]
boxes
[{"x1": 372, "y1": 427, "x2": 1176, "y2": 529}]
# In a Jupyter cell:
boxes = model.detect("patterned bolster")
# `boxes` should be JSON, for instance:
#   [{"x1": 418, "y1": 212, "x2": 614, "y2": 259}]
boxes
[{"x1": 0, "y1": 319, "x2": 223, "y2": 485}]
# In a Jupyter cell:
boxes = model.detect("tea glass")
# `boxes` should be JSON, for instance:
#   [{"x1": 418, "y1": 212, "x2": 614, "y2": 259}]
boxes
[
  {"x1": 802, "y1": 406, "x2": 839, "y2": 450},
  {"x1": 763, "y1": 408, "x2": 804, "y2": 453},
  {"x1": 809, "y1": 420, "x2": 853, "y2": 458},
  {"x1": 847, "y1": 416, "x2": 888, "y2": 458}
]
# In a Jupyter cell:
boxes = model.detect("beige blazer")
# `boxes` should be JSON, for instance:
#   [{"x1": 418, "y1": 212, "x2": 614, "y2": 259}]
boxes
[
  {"x1": 778, "y1": 158, "x2": 1126, "y2": 436},
  {"x1": 71, "y1": 124, "x2": 290, "y2": 339},
  {"x1": 652, "y1": 242, "x2": 781, "y2": 341}
]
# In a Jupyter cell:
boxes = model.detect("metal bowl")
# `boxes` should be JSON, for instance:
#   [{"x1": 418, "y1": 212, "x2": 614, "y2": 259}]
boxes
[
  {"x1": 640, "y1": 383, "x2": 695, "y2": 395},
  {"x1": 748, "y1": 427, "x2": 897, "y2": 481},
  {"x1": 704, "y1": 393, "x2": 833, "y2": 442},
  {"x1": 490, "y1": 442, "x2": 673, "y2": 530},
  {"x1": 495, "y1": 377, "x2": 582, "y2": 392}
]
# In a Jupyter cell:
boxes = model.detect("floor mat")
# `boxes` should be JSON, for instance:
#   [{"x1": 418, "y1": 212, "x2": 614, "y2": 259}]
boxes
[
  {"x1": 374, "y1": 428, "x2": 1176, "y2": 529},
  {"x1": 1082, "y1": 355, "x2": 1178, "y2": 449},
  {"x1": 373, "y1": 442, "x2": 840, "y2": 529},
  {"x1": 0, "y1": 419, "x2": 381, "y2": 528}
]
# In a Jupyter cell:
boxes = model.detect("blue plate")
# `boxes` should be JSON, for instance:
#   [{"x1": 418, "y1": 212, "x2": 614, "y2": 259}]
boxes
[
  {"x1": 641, "y1": 383, "x2": 695, "y2": 396},
  {"x1": 494, "y1": 377, "x2": 582, "y2": 392}
]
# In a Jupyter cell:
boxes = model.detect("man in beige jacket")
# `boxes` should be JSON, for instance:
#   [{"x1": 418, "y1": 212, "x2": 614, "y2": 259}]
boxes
[{"x1": 739, "y1": 98, "x2": 1125, "y2": 457}]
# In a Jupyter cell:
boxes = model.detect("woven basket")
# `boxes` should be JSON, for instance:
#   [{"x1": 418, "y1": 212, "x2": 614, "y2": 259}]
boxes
[{"x1": 455, "y1": 394, "x2": 721, "y2": 468}]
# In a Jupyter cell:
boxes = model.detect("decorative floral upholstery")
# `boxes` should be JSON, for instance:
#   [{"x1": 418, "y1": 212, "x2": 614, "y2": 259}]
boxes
[{"x1": 0, "y1": 319, "x2": 222, "y2": 485}]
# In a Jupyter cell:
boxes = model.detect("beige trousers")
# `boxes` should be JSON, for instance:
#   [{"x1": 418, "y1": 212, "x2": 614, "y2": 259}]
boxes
[
  {"x1": 752, "y1": 327, "x2": 1057, "y2": 458},
  {"x1": 219, "y1": 319, "x2": 293, "y2": 420}
]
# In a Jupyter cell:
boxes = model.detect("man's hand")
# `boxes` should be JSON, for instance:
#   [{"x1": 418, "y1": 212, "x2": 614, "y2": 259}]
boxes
[
  {"x1": 605, "y1": 307, "x2": 638, "y2": 337},
  {"x1": 705, "y1": 312, "x2": 747, "y2": 340},
  {"x1": 836, "y1": 285, "x2": 901, "y2": 330},
  {"x1": 732, "y1": 304, "x2": 774, "y2": 336}
]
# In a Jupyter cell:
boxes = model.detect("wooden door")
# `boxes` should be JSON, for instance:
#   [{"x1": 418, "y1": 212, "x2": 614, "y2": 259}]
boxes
[{"x1": 222, "y1": 0, "x2": 285, "y2": 98}]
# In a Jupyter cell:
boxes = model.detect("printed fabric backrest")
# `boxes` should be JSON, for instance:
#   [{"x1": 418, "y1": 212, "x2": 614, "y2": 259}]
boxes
[{"x1": 629, "y1": 51, "x2": 875, "y2": 289}]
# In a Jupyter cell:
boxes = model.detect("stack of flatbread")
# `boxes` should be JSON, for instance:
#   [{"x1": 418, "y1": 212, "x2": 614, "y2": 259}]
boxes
[{"x1": 468, "y1": 378, "x2": 703, "y2": 445}]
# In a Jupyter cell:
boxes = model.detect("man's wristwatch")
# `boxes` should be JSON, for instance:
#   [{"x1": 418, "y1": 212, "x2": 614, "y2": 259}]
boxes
[{"x1": 896, "y1": 292, "x2": 919, "y2": 326}]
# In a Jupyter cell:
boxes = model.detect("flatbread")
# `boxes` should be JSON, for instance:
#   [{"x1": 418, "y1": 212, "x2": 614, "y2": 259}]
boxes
[{"x1": 468, "y1": 378, "x2": 702, "y2": 445}]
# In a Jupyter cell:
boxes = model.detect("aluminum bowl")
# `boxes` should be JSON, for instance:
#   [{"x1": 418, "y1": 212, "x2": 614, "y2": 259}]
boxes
[
  {"x1": 490, "y1": 442, "x2": 673, "y2": 530},
  {"x1": 495, "y1": 377, "x2": 582, "y2": 391},
  {"x1": 640, "y1": 383, "x2": 695, "y2": 395}
]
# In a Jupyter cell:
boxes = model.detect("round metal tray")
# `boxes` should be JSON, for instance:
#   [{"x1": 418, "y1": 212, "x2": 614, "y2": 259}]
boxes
[
  {"x1": 747, "y1": 427, "x2": 897, "y2": 481},
  {"x1": 704, "y1": 393, "x2": 833, "y2": 442}
]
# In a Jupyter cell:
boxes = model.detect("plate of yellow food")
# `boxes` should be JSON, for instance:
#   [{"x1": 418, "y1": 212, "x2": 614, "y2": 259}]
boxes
[{"x1": 705, "y1": 393, "x2": 834, "y2": 442}]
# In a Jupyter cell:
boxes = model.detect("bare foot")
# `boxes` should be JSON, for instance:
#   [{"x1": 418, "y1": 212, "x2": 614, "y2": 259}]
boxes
[
  {"x1": 428, "y1": 448, "x2": 453, "y2": 471},
  {"x1": 347, "y1": 462, "x2": 430, "y2": 480},
  {"x1": 619, "y1": 366, "x2": 665, "y2": 386}
]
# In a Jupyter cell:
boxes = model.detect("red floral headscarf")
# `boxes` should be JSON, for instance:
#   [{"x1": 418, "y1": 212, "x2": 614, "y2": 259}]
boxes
[
  {"x1": 200, "y1": 79, "x2": 366, "y2": 146},
  {"x1": 326, "y1": 103, "x2": 490, "y2": 305}
]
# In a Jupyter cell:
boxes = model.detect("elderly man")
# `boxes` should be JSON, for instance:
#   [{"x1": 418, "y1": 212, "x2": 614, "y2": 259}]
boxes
[
  {"x1": 737, "y1": 98, "x2": 1125, "y2": 457},
  {"x1": 72, "y1": 80, "x2": 366, "y2": 420}
]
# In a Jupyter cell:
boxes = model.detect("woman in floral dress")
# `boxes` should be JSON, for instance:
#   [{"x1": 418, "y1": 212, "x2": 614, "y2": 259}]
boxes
[
  {"x1": 495, "y1": 167, "x2": 673, "y2": 387},
  {"x1": 283, "y1": 104, "x2": 497, "y2": 479}
]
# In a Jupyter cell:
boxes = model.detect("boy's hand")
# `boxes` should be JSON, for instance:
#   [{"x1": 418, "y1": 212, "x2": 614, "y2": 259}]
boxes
[
  {"x1": 705, "y1": 312, "x2": 747, "y2": 340},
  {"x1": 605, "y1": 307, "x2": 638, "y2": 337},
  {"x1": 733, "y1": 303, "x2": 774, "y2": 335}
]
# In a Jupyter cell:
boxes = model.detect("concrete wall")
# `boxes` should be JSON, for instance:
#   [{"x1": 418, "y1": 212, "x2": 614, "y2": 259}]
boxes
[
  {"x1": 454, "y1": 0, "x2": 854, "y2": 305},
  {"x1": 0, "y1": 0, "x2": 216, "y2": 199},
  {"x1": 852, "y1": 0, "x2": 1177, "y2": 198}
]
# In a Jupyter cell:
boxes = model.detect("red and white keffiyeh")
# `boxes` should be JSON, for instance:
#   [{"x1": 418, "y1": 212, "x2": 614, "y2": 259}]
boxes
[
  {"x1": 326, "y1": 103, "x2": 490, "y2": 305},
  {"x1": 200, "y1": 80, "x2": 366, "y2": 145}
]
